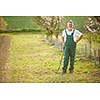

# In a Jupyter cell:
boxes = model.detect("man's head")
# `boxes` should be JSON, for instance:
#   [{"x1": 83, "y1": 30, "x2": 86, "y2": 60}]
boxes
[{"x1": 67, "y1": 20, "x2": 74, "y2": 30}]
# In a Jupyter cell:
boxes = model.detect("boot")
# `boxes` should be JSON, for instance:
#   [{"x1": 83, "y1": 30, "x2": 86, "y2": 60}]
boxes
[
  {"x1": 69, "y1": 69, "x2": 74, "y2": 73},
  {"x1": 62, "y1": 68, "x2": 66, "y2": 75}
]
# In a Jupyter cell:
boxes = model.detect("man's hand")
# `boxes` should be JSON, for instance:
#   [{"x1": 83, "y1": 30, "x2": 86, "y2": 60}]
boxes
[
  {"x1": 62, "y1": 42, "x2": 65, "y2": 51},
  {"x1": 76, "y1": 39, "x2": 79, "y2": 43},
  {"x1": 76, "y1": 35, "x2": 83, "y2": 43}
]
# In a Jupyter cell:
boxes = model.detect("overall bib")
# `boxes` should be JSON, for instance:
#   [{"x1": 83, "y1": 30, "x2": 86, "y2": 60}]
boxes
[{"x1": 63, "y1": 29, "x2": 76, "y2": 72}]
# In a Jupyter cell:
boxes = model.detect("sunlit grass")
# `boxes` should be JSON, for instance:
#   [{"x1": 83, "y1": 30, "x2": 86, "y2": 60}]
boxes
[{"x1": 8, "y1": 33, "x2": 100, "y2": 82}]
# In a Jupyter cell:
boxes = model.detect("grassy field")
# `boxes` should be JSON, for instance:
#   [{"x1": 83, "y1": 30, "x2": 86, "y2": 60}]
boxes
[
  {"x1": 3, "y1": 16, "x2": 88, "y2": 33},
  {"x1": 3, "y1": 16, "x2": 40, "y2": 31},
  {"x1": 1, "y1": 32, "x2": 100, "y2": 83}
]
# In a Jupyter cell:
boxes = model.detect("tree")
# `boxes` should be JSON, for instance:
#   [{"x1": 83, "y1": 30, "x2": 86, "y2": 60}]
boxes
[
  {"x1": 0, "y1": 16, "x2": 7, "y2": 31},
  {"x1": 85, "y1": 16, "x2": 100, "y2": 33},
  {"x1": 33, "y1": 16, "x2": 64, "y2": 44},
  {"x1": 85, "y1": 16, "x2": 100, "y2": 59}
]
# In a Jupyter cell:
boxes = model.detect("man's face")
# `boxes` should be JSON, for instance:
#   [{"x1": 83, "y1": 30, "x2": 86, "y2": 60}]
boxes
[{"x1": 67, "y1": 22, "x2": 73, "y2": 29}]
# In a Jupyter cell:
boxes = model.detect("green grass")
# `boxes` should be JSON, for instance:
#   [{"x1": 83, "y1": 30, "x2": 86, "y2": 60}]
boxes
[
  {"x1": 3, "y1": 16, "x2": 40, "y2": 30},
  {"x1": 1, "y1": 32, "x2": 100, "y2": 83}
]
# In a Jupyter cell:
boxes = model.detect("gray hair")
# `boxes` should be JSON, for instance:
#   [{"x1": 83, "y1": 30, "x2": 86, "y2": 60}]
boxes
[{"x1": 67, "y1": 20, "x2": 74, "y2": 27}]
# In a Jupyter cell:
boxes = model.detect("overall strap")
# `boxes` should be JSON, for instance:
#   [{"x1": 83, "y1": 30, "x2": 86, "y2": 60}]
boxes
[
  {"x1": 65, "y1": 29, "x2": 67, "y2": 36},
  {"x1": 72, "y1": 29, "x2": 75, "y2": 36}
]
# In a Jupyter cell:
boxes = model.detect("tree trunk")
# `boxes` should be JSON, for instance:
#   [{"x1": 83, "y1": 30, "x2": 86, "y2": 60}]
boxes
[
  {"x1": 55, "y1": 35, "x2": 59, "y2": 46},
  {"x1": 45, "y1": 35, "x2": 49, "y2": 44},
  {"x1": 87, "y1": 33, "x2": 92, "y2": 60},
  {"x1": 88, "y1": 41, "x2": 92, "y2": 59},
  {"x1": 49, "y1": 35, "x2": 53, "y2": 43},
  {"x1": 0, "y1": 16, "x2": 6, "y2": 31}
]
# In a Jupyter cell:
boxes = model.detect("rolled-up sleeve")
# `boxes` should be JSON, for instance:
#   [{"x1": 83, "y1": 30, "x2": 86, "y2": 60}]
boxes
[
  {"x1": 62, "y1": 30, "x2": 65, "y2": 37},
  {"x1": 62, "y1": 30, "x2": 66, "y2": 42},
  {"x1": 76, "y1": 30, "x2": 82, "y2": 38}
]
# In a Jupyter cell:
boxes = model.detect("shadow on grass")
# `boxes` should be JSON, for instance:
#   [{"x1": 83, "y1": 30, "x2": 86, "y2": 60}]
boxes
[{"x1": 0, "y1": 30, "x2": 45, "y2": 35}]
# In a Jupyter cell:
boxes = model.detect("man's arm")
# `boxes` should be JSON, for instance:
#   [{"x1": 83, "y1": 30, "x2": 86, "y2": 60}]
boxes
[
  {"x1": 62, "y1": 36, "x2": 65, "y2": 51},
  {"x1": 76, "y1": 35, "x2": 83, "y2": 43},
  {"x1": 62, "y1": 36, "x2": 64, "y2": 44}
]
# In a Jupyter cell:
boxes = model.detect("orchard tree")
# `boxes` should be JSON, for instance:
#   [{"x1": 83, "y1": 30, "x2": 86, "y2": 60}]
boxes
[
  {"x1": 85, "y1": 16, "x2": 100, "y2": 59},
  {"x1": 33, "y1": 16, "x2": 64, "y2": 44},
  {"x1": 85, "y1": 16, "x2": 100, "y2": 33}
]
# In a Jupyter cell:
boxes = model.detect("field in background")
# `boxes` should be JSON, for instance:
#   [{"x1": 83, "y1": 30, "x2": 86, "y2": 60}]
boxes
[
  {"x1": 3, "y1": 16, "x2": 88, "y2": 33},
  {"x1": 3, "y1": 16, "x2": 41, "y2": 32}
]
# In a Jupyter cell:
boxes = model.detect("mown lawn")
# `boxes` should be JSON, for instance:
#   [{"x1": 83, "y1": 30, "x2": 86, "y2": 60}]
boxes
[{"x1": 4, "y1": 32, "x2": 100, "y2": 82}]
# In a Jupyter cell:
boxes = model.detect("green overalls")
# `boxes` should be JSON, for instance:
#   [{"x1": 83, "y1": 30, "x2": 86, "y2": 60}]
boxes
[{"x1": 63, "y1": 29, "x2": 76, "y2": 73}]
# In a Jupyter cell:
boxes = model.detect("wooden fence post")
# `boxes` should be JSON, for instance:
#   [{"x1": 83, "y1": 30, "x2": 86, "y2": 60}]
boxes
[
  {"x1": 84, "y1": 44, "x2": 87, "y2": 57},
  {"x1": 94, "y1": 49, "x2": 97, "y2": 66},
  {"x1": 98, "y1": 49, "x2": 100, "y2": 66}
]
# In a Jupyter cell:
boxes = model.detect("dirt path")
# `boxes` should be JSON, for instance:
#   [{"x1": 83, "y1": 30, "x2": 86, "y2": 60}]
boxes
[{"x1": 0, "y1": 36, "x2": 11, "y2": 82}]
